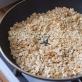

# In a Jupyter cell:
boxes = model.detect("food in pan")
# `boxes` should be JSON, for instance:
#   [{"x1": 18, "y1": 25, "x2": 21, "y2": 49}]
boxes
[{"x1": 8, "y1": 7, "x2": 82, "y2": 79}]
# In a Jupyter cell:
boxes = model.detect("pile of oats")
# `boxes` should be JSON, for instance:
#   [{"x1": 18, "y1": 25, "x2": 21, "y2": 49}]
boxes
[{"x1": 8, "y1": 7, "x2": 82, "y2": 79}]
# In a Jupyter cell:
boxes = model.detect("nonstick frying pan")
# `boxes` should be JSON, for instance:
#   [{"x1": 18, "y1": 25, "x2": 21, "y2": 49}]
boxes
[{"x1": 0, "y1": 0, "x2": 82, "y2": 82}]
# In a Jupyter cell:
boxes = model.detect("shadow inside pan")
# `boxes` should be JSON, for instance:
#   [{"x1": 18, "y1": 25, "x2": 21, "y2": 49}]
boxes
[{"x1": 0, "y1": 0, "x2": 82, "y2": 69}]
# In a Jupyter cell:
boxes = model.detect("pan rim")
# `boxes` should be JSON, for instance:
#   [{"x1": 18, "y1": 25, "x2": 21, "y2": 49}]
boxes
[{"x1": 0, "y1": 0, "x2": 82, "y2": 81}]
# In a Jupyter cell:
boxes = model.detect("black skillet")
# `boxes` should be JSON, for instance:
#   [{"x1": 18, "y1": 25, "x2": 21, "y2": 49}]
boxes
[{"x1": 0, "y1": 0, "x2": 82, "y2": 82}]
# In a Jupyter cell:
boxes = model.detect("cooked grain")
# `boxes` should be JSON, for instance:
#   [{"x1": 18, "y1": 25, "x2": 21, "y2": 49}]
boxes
[{"x1": 8, "y1": 7, "x2": 82, "y2": 79}]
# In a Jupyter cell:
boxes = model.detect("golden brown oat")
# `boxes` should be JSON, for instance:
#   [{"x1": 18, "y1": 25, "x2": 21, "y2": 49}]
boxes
[{"x1": 8, "y1": 7, "x2": 82, "y2": 79}]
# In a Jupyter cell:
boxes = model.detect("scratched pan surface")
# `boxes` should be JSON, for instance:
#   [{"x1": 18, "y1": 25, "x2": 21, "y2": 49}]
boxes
[{"x1": 0, "y1": 0, "x2": 82, "y2": 81}]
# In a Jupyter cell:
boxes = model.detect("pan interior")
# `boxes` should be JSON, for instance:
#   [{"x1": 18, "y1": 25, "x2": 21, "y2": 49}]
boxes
[{"x1": 0, "y1": 0, "x2": 82, "y2": 79}]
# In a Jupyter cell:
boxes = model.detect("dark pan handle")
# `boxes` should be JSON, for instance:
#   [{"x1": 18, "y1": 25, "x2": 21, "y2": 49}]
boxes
[
  {"x1": 77, "y1": 78, "x2": 82, "y2": 82},
  {"x1": 72, "y1": 78, "x2": 82, "y2": 82}
]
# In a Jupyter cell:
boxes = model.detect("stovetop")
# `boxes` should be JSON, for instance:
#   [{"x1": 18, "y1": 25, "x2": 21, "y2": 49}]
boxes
[{"x1": 0, "y1": 52, "x2": 28, "y2": 82}]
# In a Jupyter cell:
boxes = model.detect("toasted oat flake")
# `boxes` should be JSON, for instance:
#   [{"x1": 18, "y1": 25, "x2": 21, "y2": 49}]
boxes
[{"x1": 8, "y1": 7, "x2": 82, "y2": 79}]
